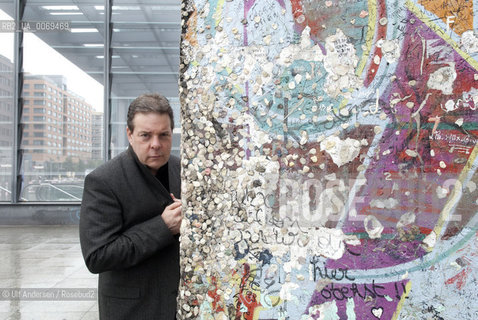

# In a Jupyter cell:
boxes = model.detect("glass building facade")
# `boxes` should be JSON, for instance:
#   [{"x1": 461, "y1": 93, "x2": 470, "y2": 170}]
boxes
[{"x1": 0, "y1": 0, "x2": 180, "y2": 209}]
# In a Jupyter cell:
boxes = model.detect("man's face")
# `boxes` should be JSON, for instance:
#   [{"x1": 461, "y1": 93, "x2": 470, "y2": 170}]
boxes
[{"x1": 127, "y1": 112, "x2": 172, "y2": 175}]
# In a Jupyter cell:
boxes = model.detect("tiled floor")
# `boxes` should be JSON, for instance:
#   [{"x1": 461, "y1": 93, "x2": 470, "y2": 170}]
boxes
[{"x1": 0, "y1": 226, "x2": 98, "y2": 320}]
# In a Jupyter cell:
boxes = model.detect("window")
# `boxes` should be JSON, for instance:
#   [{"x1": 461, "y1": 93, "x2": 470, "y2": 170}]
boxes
[
  {"x1": 33, "y1": 140, "x2": 44, "y2": 146},
  {"x1": 0, "y1": 1, "x2": 180, "y2": 202},
  {"x1": 110, "y1": 1, "x2": 180, "y2": 157}
]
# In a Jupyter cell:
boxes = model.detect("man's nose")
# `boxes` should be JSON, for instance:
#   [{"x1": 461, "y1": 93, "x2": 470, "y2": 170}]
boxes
[{"x1": 151, "y1": 135, "x2": 162, "y2": 149}]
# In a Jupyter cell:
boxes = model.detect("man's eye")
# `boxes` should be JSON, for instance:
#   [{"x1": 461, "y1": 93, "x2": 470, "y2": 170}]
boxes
[{"x1": 140, "y1": 134, "x2": 149, "y2": 138}]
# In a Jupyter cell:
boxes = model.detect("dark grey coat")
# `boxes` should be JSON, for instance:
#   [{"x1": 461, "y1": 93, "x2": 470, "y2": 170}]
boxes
[{"x1": 79, "y1": 146, "x2": 180, "y2": 320}]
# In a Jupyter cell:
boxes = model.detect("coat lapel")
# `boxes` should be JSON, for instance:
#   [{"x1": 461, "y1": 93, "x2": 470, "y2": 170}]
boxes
[{"x1": 168, "y1": 155, "x2": 181, "y2": 199}]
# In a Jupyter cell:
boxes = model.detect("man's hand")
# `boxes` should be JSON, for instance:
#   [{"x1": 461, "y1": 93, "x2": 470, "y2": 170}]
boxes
[{"x1": 161, "y1": 195, "x2": 182, "y2": 235}]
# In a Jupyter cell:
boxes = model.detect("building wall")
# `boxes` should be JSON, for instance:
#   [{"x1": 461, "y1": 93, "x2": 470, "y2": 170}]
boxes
[
  {"x1": 178, "y1": 0, "x2": 478, "y2": 319},
  {"x1": 22, "y1": 75, "x2": 93, "y2": 165},
  {"x1": 0, "y1": 55, "x2": 13, "y2": 149},
  {"x1": 91, "y1": 111, "x2": 104, "y2": 161},
  {"x1": 0, "y1": 55, "x2": 13, "y2": 201}
]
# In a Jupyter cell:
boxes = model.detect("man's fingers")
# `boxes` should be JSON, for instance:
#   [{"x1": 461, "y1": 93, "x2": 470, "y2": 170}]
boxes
[
  {"x1": 167, "y1": 201, "x2": 182, "y2": 210},
  {"x1": 170, "y1": 193, "x2": 181, "y2": 202}
]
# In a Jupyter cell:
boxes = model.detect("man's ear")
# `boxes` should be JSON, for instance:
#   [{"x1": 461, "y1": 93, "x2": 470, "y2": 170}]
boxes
[{"x1": 126, "y1": 126, "x2": 133, "y2": 144}]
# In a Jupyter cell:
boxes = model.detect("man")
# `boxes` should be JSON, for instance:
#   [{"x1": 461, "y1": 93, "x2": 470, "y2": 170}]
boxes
[{"x1": 80, "y1": 93, "x2": 182, "y2": 319}]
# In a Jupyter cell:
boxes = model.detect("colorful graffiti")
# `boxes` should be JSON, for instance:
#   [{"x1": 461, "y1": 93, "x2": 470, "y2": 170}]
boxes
[{"x1": 178, "y1": 0, "x2": 478, "y2": 318}]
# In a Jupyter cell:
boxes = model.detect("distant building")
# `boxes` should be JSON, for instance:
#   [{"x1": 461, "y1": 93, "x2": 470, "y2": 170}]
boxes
[
  {"x1": 22, "y1": 74, "x2": 93, "y2": 164},
  {"x1": 91, "y1": 111, "x2": 104, "y2": 160},
  {"x1": 0, "y1": 54, "x2": 13, "y2": 151},
  {"x1": 0, "y1": 54, "x2": 13, "y2": 200}
]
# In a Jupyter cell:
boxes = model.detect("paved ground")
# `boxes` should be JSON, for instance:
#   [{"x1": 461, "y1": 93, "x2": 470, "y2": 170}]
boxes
[{"x1": 0, "y1": 226, "x2": 98, "y2": 320}]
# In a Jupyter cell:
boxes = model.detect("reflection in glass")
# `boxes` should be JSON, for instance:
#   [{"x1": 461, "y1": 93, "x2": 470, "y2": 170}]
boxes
[
  {"x1": 0, "y1": 0, "x2": 182, "y2": 202},
  {"x1": 0, "y1": 5, "x2": 14, "y2": 202},
  {"x1": 20, "y1": 1, "x2": 104, "y2": 201},
  {"x1": 0, "y1": 54, "x2": 13, "y2": 201},
  {"x1": 110, "y1": 1, "x2": 180, "y2": 153}
]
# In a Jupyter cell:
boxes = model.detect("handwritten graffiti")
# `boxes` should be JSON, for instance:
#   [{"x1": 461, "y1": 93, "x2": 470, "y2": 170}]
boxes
[
  {"x1": 309, "y1": 256, "x2": 355, "y2": 282},
  {"x1": 319, "y1": 281, "x2": 408, "y2": 301}
]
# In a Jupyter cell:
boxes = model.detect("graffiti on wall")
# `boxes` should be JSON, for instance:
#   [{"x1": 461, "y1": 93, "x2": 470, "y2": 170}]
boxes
[{"x1": 178, "y1": 0, "x2": 478, "y2": 318}]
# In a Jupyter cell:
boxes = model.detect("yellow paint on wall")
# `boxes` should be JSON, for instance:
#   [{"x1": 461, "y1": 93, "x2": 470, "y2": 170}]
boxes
[
  {"x1": 356, "y1": 0, "x2": 377, "y2": 77},
  {"x1": 214, "y1": 0, "x2": 225, "y2": 26},
  {"x1": 391, "y1": 281, "x2": 413, "y2": 320}
]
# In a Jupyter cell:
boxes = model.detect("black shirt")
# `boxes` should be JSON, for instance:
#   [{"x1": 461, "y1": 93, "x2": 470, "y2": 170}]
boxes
[{"x1": 155, "y1": 162, "x2": 170, "y2": 193}]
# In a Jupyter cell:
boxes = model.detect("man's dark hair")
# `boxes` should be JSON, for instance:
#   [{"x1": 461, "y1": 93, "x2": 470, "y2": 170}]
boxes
[{"x1": 127, "y1": 93, "x2": 174, "y2": 132}]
